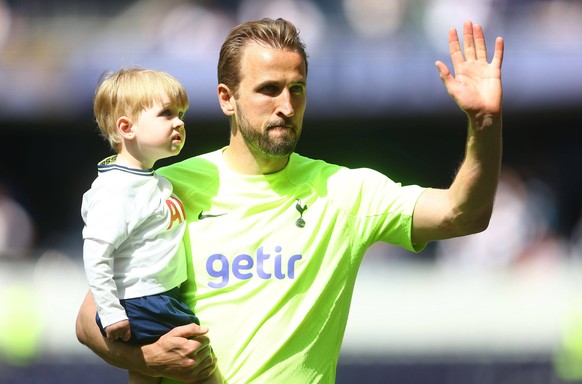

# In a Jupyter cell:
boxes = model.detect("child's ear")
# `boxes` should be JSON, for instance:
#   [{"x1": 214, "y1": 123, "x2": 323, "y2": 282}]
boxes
[{"x1": 117, "y1": 116, "x2": 134, "y2": 139}]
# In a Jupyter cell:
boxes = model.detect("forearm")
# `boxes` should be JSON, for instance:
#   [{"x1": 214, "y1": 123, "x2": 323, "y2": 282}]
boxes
[
  {"x1": 412, "y1": 21, "x2": 504, "y2": 244},
  {"x1": 448, "y1": 112, "x2": 502, "y2": 233},
  {"x1": 76, "y1": 291, "x2": 148, "y2": 374},
  {"x1": 76, "y1": 291, "x2": 218, "y2": 381}
]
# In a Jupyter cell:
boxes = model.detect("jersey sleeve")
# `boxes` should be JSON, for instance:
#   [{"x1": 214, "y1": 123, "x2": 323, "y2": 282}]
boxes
[
  {"x1": 331, "y1": 167, "x2": 427, "y2": 252},
  {"x1": 81, "y1": 184, "x2": 133, "y2": 248},
  {"x1": 82, "y1": 238, "x2": 128, "y2": 328}
]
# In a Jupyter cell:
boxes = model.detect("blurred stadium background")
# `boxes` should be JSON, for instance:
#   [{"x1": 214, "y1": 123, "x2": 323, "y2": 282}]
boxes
[{"x1": 1, "y1": 0, "x2": 581, "y2": 383}]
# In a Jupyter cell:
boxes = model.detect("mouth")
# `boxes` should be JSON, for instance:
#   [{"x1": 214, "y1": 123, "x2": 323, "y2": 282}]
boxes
[{"x1": 267, "y1": 122, "x2": 294, "y2": 132}]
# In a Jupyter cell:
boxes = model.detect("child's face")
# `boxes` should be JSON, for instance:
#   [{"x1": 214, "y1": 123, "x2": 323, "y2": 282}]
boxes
[{"x1": 132, "y1": 93, "x2": 187, "y2": 165}]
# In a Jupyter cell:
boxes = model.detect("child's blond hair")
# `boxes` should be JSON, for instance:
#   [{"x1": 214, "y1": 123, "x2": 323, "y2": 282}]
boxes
[{"x1": 93, "y1": 67, "x2": 189, "y2": 151}]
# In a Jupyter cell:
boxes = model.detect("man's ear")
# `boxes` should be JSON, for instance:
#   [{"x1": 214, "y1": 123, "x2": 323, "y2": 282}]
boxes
[
  {"x1": 116, "y1": 116, "x2": 134, "y2": 139},
  {"x1": 218, "y1": 84, "x2": 235, "y2": 116}
]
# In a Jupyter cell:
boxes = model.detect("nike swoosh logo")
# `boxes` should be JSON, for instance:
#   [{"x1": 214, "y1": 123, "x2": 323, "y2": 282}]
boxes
[{"x1": 198, "y1": 211, "x2": 228, "y2": 220}]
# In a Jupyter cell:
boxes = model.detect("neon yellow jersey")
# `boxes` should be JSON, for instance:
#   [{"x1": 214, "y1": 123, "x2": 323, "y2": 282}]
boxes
[{"x1": 159, "y1": 149, "x2": 426, "y2": 384}]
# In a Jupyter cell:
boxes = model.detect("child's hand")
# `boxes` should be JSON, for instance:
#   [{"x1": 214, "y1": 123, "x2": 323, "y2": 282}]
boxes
[{"x1": 105, "y1": 319, "x2": 132, "y2": 342}]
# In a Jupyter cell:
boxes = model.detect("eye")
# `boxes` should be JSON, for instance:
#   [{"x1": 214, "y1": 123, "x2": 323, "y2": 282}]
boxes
[
  {"x1": 259, "y1": 83, "x2": 280, "y2": 96},
  {"x1": 160, "y1": 108, "x2": 173, "y2": 117},
  {"x1": 290, "y1": 84, "x2": 305, "y2": 94}
]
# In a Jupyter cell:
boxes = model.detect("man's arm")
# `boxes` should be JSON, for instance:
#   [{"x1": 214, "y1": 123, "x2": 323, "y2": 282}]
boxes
[
  {"x1": 76, "y1": 291, "x2": 217, "y2": 381},
  {"x1": 412, "y1": 20, "x2": 504, "y2": 244}
]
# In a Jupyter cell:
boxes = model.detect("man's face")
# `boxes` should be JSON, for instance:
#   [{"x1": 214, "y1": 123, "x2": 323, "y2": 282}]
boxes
[{"x1": 232, "y1": 42, "x2": 307, "y2": 158}]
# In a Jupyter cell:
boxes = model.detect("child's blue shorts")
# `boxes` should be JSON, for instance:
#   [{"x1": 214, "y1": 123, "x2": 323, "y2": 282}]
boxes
[{"x1": 96, "y1": 287, "x2": 199, "y2": 345}]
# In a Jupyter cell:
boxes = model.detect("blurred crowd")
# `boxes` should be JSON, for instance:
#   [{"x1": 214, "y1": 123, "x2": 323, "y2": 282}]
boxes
[
  {"x1": 0, "y1": 181, "x2": 35, "y2": 260},
  {"x1": 0, "y1": 2, "x2": 581, "y2": 382},
  {"x1": 1, "y1": 0, "x2": 582, "y2": 119},
  {"x1": 434, "y1": 166, "x2": 582, "y2": 268},
  {"x1": 0, "y1": 0, "x2": 581, "y2": 271}
]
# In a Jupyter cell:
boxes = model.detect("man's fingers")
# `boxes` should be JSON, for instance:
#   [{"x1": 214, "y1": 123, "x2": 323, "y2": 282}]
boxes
[
  {"x1": 191, "y1": 347, "x2": 218, "y2": 380},
  {"x1": 492, "y1": 36, "x2": 505, "y2": 68},
  {"x1": 190, "y1": 340, "x2": 214, "y2": 362},
  {"x1": 168, "y1": 323, "x2": 209, "y2": 339},
  {"x1": 435, "y1": 60, "x2": 454, "y2": 90},
  {"x1": 463, "y1": 20, "x2": 476, "y2": 62},
  {"x1": 448, "y1": 27, "x2": 464, "y2": 73},
  {"x1": 473, "y1": 24, "x2": 488, "y2": 61}
]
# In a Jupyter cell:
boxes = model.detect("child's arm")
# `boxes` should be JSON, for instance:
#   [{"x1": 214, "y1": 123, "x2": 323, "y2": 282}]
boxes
[{"x1": 83, "y1": 238, "x2": 129, "y2": 331}]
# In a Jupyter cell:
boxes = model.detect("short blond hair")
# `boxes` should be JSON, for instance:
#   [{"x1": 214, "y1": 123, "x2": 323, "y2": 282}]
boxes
[{"x1": 93, "y1": 67, "x2": 189, "y2": 151}]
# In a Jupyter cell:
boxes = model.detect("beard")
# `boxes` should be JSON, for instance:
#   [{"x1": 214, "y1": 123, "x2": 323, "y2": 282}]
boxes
[{"x1": 236, "y1": 104, "x2": 300, "y2": 158}]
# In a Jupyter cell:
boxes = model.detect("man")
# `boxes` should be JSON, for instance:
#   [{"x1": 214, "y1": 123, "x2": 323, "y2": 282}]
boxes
[{"x1": 76, "y1": 17, "x2": 504, "y2": 383}]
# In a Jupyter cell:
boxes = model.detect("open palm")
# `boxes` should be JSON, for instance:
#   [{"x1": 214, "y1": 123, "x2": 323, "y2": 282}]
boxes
[{"x1": 436, "y1": 21, "x2": 504, "y2": 116}]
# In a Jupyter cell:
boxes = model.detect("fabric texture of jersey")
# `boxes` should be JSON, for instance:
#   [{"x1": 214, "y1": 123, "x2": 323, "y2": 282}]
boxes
[
  {"x1": 81, "y1": 156, "x2": 188, "y2": 328},
  {"x1": 158, "y1": 149, "x2": 426, "y2": 384}
]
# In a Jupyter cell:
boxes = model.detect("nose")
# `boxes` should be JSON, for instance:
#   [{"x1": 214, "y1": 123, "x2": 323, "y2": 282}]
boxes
[
  {"x1": 174, "y1": 116, "x2": 185, "y2": 128},
  {"x1": 276, "y1": 88, "x2": 295, "y2": 118}
]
